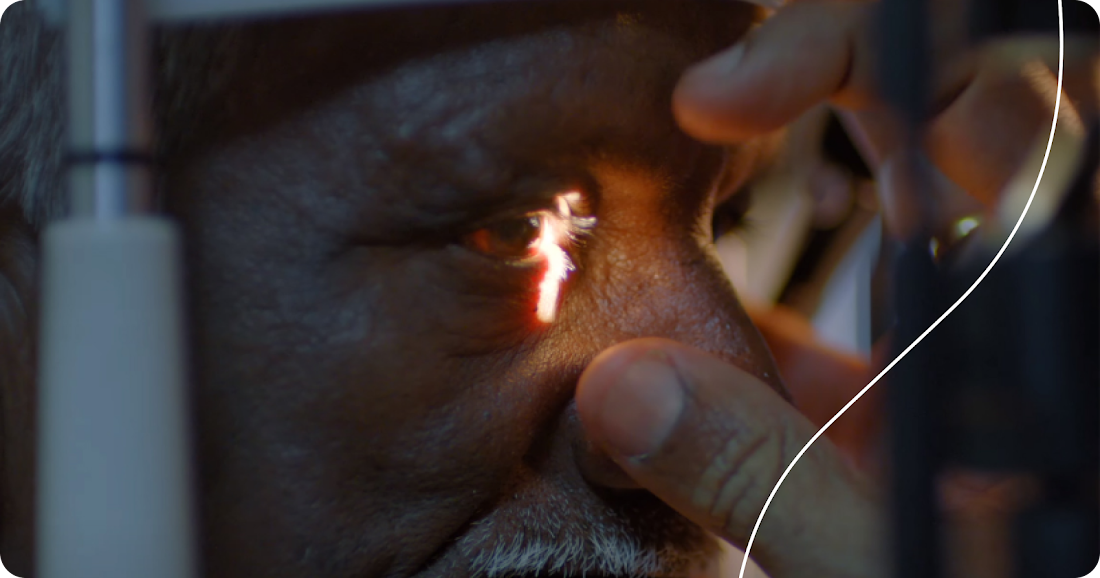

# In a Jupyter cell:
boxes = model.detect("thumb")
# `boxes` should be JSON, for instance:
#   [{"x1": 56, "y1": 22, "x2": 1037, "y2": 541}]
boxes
[{"x1": 576, "y1": 338, "x2": 885, "y2": 578}]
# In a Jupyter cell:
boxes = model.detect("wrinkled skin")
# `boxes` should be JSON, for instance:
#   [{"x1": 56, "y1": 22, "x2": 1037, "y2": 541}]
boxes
[{"x1": 1, "y1": 2, "x2": 785, "y2": 577}]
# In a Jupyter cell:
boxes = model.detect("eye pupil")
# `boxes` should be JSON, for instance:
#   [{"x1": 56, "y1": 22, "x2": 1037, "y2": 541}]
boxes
[{"x1": 465, "y1": 214, "x2": 543, "y2": 260}]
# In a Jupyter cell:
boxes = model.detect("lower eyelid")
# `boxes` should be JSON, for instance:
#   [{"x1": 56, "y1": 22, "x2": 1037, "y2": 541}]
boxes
[
  {"x1": 443, "y1": 248, "x2": 538, "y2": 303},
  {"x1": 451, "y1": 244, "x2": 541, "y2": 275}
]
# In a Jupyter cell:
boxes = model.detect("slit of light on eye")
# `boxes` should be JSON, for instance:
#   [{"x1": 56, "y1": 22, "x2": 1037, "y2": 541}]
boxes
[{"x1": 534, "y1": 192, "x2": 586, "y2": 323}]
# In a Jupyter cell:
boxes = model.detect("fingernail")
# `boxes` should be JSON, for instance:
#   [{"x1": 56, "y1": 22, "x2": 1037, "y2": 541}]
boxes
[
  {"x1": 598, "y1": 351, "x2": 685, "y2": 458},
  {"x1": 681, "y1": 43, "x2": 747, "y2": 94}
]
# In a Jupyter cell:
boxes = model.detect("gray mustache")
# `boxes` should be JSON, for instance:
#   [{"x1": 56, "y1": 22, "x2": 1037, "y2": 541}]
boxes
[{"x1": 455, "y1": 499, "x2": 719, "y2": 578}]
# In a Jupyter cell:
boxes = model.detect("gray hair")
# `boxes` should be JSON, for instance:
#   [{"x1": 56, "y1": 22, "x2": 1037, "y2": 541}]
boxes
[
  {"x1": 0, "y1": 1, "x2": 64, "y2": 226},
  {"x1": 452, "y1": 489, "x2": 719, "y2": 578}
]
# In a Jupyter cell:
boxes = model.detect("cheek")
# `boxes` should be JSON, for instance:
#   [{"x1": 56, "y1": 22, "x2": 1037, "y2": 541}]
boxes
[{"x1": 188, "y1": 249, "x2": 572, "y2": 575}]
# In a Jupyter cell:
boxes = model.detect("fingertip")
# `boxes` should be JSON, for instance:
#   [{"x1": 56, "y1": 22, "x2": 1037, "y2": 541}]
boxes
[
  {"x1": 575, "y1": 338, "x2": 680, "y2": 444},
  {"x1": 673, "y1": 61, "x2": 774, "y2": 144},
  {"x1": 577, "y1": 339, "x2": 667, "y2": 410},
  {"x1": 675, "y1": 1, "x2": 869, "y2": 144},
  {"x1": 678, "y1": 44, "x2": 748, "y2": 100},
  {"x1": 577, "y1": 339, "x2": 688, "y2": 458}
]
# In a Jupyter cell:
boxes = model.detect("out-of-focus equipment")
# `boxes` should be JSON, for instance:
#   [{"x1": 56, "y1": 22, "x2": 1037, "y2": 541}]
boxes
[
  {"x1": 879, "y1": 0, "x2": 1100, "y2": 577},
  {"x1": 36, "y1": 2, "x2": 193, "y2": 578}
]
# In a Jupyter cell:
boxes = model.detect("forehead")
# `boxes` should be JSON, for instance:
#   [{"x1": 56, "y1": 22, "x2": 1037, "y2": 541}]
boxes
[
  {"x1": 154, "y1": 0, "x2": 758, "y2": 158},
  {"x1": 161, "y1": 1, "x2": 756, "y2": 245}
]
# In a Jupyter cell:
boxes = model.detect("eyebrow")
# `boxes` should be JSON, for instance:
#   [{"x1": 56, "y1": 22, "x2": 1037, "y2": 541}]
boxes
[
  {"x1": 225, "y1": 0, "x2": 756, "y2": 241},
  {"x1": 343, "y1": 142, "x2": 596, "y2": 244},
  {"x1": 342, "y1": 97, "x2": 710, "y2": 243}
]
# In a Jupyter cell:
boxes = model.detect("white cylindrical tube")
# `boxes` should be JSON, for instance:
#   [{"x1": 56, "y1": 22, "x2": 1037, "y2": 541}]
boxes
[{"x1": 37, "y1": 218, "x2": 196, "y2": 578}]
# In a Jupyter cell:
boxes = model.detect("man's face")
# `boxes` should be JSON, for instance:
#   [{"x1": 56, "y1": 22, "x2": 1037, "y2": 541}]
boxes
[{"x1": 152, "y1": 2, "x2": 779, "y2": 577}]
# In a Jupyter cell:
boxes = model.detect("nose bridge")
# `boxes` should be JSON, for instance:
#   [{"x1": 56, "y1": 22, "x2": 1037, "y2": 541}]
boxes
[{"x1": 571, "y1": 228, "x2": 779, "y2": 387}]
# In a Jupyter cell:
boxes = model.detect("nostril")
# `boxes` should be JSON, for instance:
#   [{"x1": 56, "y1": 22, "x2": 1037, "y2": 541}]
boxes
[
  {"x1": 564, "y1": 397, "x2": 642, "y2": 489},
  {"x1": 573, "y1": 433, "x2": 641, "y2": 490}
]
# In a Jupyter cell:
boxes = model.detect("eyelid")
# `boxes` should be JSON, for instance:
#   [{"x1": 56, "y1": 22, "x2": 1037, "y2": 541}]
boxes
[
  {"x1": 464, "y1": 195, "x2": 572, "y2": 234},
  {"x1": 557, "y1": 191, "x2": 597, "y2": 237},
  {"x1": 462, "y1": 191, "x2": 596, "y2": 265}
]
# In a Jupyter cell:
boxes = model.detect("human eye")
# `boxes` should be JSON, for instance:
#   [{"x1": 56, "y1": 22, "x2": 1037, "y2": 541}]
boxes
[
  {"x1": 461, "y1": 192, "x2": 595, "y2": 265},
  {"x1": 461, "y1": 191, "x2": 595, "y2": 322},
  {"x1": 463, "y1": 213, "x2": 544, "y2": 263}
]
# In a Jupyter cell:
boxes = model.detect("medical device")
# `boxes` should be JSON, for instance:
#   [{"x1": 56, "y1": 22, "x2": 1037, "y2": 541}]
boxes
[
  {"x1": 27, "y1": 0, "x2": 1099, "y2": 577},
  {"x1": 879, "y1": 0, "x2": 1100, "y2": 577}
]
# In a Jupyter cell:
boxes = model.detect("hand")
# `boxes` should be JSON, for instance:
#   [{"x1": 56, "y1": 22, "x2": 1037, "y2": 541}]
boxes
[
  {"x1": 620, "y1": 6, "x2": 1098, "y2": 577},
  {"x1": 576, "y1": 338, "x2": 885, "y2": 578},
  {"x1": 673, "y1": 0, "x2": 1095, "y2": 236}
]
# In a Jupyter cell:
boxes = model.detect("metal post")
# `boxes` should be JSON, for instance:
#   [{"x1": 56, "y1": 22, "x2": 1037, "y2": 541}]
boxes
[{"x1": 37, "y1": 1, "x2": 197, "y2": 577}]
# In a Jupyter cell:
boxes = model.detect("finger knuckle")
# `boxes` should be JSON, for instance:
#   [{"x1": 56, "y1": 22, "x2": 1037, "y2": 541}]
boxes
[{"x1": 695, "y1": 418, "x2": 791, "y2": 540}]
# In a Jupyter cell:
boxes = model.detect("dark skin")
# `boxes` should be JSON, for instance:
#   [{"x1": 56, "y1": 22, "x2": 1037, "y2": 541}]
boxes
[{"x1": 2, "y1": 2, "x2": 786, "y2": 577}]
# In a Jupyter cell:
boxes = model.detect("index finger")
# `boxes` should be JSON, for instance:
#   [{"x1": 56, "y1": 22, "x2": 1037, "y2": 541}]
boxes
[{"x1": 673, "y1": 0, "x2": 873, "y2": 142}]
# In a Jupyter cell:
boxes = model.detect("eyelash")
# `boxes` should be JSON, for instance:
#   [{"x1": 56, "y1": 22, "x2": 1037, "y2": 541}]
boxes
[
  {"x1": 556, "y1": 212, "x2": 597, "y2": 255},
  {"x1": 462, "y1": 194, "x2": 595, "y2": 267},
  {"x1": 455, "y1": 192, "x2": 595, "y2": 324},
  {"x1": 525, "y1": 207, "x2": 595, "y2": 283}
]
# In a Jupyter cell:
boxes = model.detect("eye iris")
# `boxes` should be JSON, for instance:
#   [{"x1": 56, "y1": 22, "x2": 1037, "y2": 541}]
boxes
[{"x1": 466, "y1": 215, "x2": 543, "y2": 260}]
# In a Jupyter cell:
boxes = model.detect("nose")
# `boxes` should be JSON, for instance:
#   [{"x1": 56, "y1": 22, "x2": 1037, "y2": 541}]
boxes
[
  {"x1": 567, "y1": 231, "x2": 783, "y2": 392},
  {"x1": 566, "y1": 248, "x2": 781, "y2": 491},
  {"x1": 565, "y1": 256, "x2": 783, "y2": 495},
  {"x1": 569, "y1": 407, "x2": 641, "y2": 489},
  {"x1": 554, "y1": 156, "x2": 786, "y2": 494}
]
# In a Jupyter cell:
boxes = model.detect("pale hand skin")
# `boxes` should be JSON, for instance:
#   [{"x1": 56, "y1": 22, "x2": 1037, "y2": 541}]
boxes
[{"x1": 578, "y1": 1, "x2": 1097, "y2": 577}]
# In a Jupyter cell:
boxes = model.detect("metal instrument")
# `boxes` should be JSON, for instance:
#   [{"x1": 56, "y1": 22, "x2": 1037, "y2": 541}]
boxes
[{"x1": 879, "y1": 1, "x2": 1100, "y2": 576}]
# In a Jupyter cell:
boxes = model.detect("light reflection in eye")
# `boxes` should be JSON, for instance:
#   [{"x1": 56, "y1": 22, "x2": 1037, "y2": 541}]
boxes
[{"x1": 535, "y1": 191, "x2": 593, "y2": 323}]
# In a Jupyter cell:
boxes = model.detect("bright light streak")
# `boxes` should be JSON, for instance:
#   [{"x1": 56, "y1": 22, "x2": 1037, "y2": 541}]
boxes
[
  {"x1": 535, "y1": 217, "x2": 569, "y2": 323},
  {"x1": 534, "y1": 192, "x2": 588, "y2": 323}
]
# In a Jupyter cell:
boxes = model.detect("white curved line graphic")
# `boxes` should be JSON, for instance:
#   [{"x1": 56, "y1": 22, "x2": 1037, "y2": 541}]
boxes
[{"x1": 738, "y1": 1, "x2": 1071, "y2": 577}]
